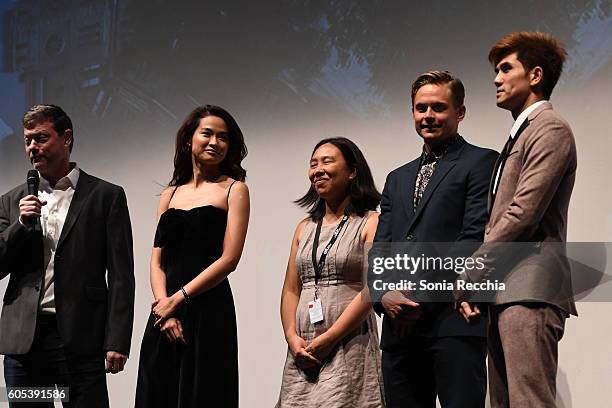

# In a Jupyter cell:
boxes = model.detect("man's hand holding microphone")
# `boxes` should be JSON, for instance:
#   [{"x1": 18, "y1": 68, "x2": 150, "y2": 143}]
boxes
[{"x1": 19, "y1": 170, "x2": 46, "y2": 227}]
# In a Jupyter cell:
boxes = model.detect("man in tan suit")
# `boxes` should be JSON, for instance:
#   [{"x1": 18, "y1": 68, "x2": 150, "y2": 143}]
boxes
[{"x1": 456, "y1": 32, "x2": 577, "y2": 407}]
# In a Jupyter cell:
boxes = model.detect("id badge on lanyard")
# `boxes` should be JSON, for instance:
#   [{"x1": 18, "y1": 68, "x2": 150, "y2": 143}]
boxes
[
  {"x1": 308, "y1": 215, "x2": 349, "y2": 324},
  {"x1": 308, "y1": 298, "x2": 324, "y2": 324}
]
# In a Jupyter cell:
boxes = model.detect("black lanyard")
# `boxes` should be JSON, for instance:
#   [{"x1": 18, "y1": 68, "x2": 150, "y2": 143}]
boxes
[{"x1": 311, "y1": 215, "x2": 349, "y2": 287}]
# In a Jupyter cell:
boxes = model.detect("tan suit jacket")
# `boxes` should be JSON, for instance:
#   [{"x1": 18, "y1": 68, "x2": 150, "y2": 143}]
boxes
[{"x1": 466, "y1": 101, "x2": 577, "y2": 315}]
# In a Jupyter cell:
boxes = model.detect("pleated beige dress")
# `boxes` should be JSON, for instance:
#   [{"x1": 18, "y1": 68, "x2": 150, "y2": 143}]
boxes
[{"x1": 277, "y1": 213, "x2": 385, "y2": 408}]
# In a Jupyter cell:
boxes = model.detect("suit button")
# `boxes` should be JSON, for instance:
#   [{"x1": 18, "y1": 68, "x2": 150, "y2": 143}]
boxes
[
  {"x1": 406, "y1": 234, "x2": 414, "y2": 241},
  {"x1": 35, "y1": 285, "x2": 40, "y2": 291}
]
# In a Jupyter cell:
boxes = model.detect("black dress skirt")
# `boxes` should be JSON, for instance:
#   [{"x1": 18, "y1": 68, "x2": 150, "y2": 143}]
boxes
[{"x1": 135, "y1": 205, "x2": 238, "y2": 407}]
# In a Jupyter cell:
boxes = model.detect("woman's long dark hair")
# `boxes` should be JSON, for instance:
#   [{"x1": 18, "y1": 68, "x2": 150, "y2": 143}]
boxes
[
  {"x1": 169, "y1": 105, "x2": 247, "y2": 186},
  {"x1": 295, "y1": 137, "x2": 381, "y2": 221}
]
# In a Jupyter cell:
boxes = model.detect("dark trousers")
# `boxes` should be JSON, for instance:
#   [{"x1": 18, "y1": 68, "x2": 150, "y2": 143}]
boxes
[
  {"x1": 382, "y1": 335, "x2": 487, "y2": 408},
  {"x1": 488, "y1": 303, "x2": 566, "y2": 408},
  {"x1": 3, "y1": 314, "x2": 108, "y2": 408}
]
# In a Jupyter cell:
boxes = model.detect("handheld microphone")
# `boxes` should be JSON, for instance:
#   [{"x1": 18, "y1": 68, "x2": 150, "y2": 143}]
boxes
[{"x1": 27, "y1": 170, "x2": 39, "y2": 196}]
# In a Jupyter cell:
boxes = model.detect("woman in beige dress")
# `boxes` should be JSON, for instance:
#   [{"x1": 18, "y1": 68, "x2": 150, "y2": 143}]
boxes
[{"x1": 278, "y1": 137, "x2": 385, "y2": 407}]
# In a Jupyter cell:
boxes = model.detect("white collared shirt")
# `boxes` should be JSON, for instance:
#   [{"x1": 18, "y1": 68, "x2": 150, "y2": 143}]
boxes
[
  {"x1": 492, "y1": 100, "x2": 548, "y2": 195},
  {"x1": 39, "y1": 165, "x2": 80, "y2": 314}
]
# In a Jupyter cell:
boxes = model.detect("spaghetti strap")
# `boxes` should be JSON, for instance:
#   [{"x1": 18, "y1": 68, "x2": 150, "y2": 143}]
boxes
[
  {"x1": 226, "y1": 180, "x2": 238, "y2": 207},
  {"x1": 169, "y1": 186, "x2": 179, "y2": 203}
]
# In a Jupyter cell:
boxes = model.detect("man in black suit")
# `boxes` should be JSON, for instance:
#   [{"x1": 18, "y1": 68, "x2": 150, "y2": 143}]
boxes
[
  {"x1": 373, "y1": 71, "x2": 498, "y2": 407},
  {"x1": 0, "y1": 104, "x2": 135, "y2": 407}
]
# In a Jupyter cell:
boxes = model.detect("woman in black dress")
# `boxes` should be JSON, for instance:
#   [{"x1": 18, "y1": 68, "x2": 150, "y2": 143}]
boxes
[{"x1": 135, "y1": 105, "x2": 249, "y2": 407}]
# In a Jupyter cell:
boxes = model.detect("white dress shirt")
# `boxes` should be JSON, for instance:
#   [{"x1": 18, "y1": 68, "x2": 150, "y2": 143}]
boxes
[
  {"x1": 492, "y1": 100, "x2": 548, "y2": 195},
  {"x1": 39, "y1": 165, "x2": 80, "y2": 314}
]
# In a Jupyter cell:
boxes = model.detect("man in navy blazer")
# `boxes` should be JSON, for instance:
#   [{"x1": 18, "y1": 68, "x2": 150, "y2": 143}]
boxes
[
  {"x1": 0, "y1": 105, "x2": 135, "y2": 407},
  {"x1": 372, "y1": 71, "x2": 498, "y2": 407}
]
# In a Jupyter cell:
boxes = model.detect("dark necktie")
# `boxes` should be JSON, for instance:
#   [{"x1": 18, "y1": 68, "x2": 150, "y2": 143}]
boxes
[{"x1": 491, "y1": 135, "x2": 514, "y2": 204}]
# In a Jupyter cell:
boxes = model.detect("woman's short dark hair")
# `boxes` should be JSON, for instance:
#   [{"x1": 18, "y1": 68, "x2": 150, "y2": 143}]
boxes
[
  {"x1": 170, "y1": 105, "x2": 247, "y2": 186},
  {"x1": 295, "y1": 137, "x2": 380, "y2": 221}
]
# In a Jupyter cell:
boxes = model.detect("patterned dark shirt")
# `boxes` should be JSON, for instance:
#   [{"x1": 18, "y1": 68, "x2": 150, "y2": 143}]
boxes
[{"x1": 413, "y1": 136, "x2": 457, "y2": 211}]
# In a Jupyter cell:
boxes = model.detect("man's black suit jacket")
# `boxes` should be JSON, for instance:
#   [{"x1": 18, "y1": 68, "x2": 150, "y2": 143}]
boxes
[
  {"x1": 0, "y1": 170, "x2": 135, "y2": 357},
  {"x1": 373, "y1": 136, "x2": 498, "y2": 350}
]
